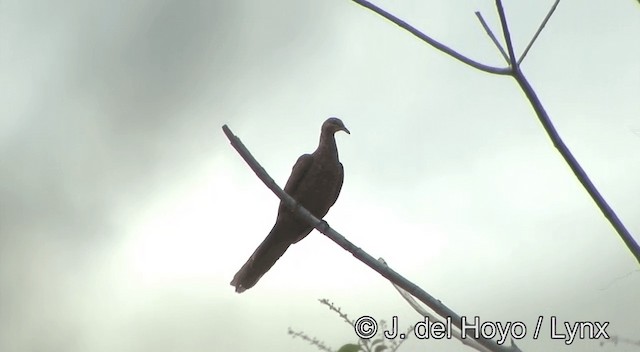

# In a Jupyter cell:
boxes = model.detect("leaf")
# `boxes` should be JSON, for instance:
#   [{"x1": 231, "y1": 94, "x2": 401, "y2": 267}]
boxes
[
  {"x1": 374, "y1": 345, "x2": 389, "y2": 352},
  {"x1": 371, "y1": 338, "x2": 384, "y2": 346},
  {"x1": 337, "y1": 343, "x2": 361, "y2": 352}
]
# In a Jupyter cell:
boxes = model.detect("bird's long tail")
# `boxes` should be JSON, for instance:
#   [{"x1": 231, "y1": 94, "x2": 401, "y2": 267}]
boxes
[{"x1": 230, "y1": 225, "x2": 293, "y2": 293}]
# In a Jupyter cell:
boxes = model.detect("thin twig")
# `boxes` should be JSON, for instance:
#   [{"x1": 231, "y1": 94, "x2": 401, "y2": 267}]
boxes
[
  {"x1": 288, "y1": 328, "x2": 334, "y2": 352},
  {"x1": 518, "y1": 0, "x2": 561, "y2": 65},
  {"x1": 318, "y1": 299, "x2": 354, "y2": 326},
  {"x1": 495, "y1": 0, "x2": 518, "y2": 68},
  {"x1": 222, "y1": 125, "x2": 521, "y2": 352},
  {"x1": 475, "y1": 11, "x2": 510, "y2": 64},
  {"x1": 352, "y1": 0, "x2": 510, "y2": 75},
  {"x1": 599, "y1": 335, "x2": 640, "y2": 348},
  {"x1": 378, "y1": 258, "x2": 493, "y2": 352}
]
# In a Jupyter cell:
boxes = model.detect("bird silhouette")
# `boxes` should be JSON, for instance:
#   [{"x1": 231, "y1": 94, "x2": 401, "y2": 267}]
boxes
[{"x1": 230, "y1": 117, "x2": 350, "y2": 293}]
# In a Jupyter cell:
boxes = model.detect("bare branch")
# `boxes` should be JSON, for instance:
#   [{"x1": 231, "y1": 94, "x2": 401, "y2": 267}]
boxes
[
  {"x1": 518, "y1": 0, "x2": 561, "y2": 65},
  {"x1": 222, "y1": 124, "x2": 521, "y2": 352},
  {"x1": 475, "y1": 11, "x2": 510, "y2": 64},
  {"x1": 510, "y1": 71, "x2": 640, "y2": 264},
  {"x1": 352, "y1": 0, "x2": 640, "y2": 267},
  {"x1": 494, "y1": 0, "x2": 518, "y2": 68},
  {"x1": 378, "y1": 258, "x2": 494, "y2": 352},
  {"x1": 352, "y1": 0, "x2": 510, "y2": 75}
]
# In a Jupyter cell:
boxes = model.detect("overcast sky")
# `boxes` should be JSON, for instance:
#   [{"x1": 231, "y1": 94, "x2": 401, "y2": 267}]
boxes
[{"x1": 1, "y1": 0, "x2": 639, "y2": 351}]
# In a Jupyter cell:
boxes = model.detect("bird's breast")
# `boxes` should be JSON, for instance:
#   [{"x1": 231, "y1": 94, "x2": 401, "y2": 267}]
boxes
[{"x1": 293, "y1": 167, "x2": 342, "y2": 216}]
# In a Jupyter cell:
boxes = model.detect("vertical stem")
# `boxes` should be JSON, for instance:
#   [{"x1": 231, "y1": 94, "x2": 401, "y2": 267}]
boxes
[{"x1": 495, "y1": 0, "x2": 517, "y2": 68}]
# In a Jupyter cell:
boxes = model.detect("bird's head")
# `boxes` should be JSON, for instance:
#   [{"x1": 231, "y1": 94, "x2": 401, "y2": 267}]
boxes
[{"x1": 322, "y1": 117, "x2": 350, "y2": 135}]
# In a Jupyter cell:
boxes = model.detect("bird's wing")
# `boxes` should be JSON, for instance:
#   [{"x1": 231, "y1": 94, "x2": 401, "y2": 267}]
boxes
[
  {"x1": 328, "y1": 162, "x2": 344, "y2": 208},
  {"x1": 283, "y1": 153, "x2": 314, "y2": 197}
]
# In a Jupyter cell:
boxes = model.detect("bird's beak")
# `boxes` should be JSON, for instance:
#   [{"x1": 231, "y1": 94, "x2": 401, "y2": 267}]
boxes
[{"x1": 342, "y1": 126, "x2": 351, "y2": 134}]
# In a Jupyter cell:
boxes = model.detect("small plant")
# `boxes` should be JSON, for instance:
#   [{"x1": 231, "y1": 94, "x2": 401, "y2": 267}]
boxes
[{"x1": 288, "y1": 299, "x2": 413, "y2": 352}]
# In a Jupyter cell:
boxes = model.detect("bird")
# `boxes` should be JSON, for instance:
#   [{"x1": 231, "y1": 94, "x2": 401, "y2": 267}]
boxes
[{"x1": 230, "y1": 117, "x2": 350, "y2": 293}]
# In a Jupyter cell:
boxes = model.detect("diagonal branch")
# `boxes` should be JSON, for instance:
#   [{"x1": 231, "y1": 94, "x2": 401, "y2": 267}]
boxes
[
  {"x1": 352, "y1": 0, "x2": 511, "y2": 75},
  {"x1": 222, "y1": 124, "x2": 522, "y2": 352},
  {"x1": 518, "y1": 0, "x2": 560, "y2": 65},
  {"x1": 378, "y1": 258, "x2": 494, "y2": 352},
  {"x1": 510, "y1": 71, "x2": 640, "y2": 264},
  {"x1": 498, "y1": 1, "x2": 638, "y2": 264},
  {"x1": 349, "y1": 0, "x2": 639, "y2": 263},
  {"x1": 475, "y1": 11, "x2": 510, "y2": 64}
]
